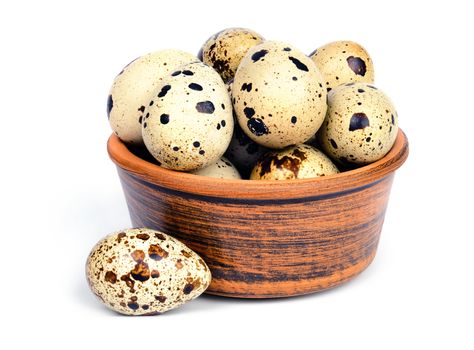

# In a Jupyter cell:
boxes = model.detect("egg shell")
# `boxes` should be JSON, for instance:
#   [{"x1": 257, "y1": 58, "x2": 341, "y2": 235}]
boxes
[
  {"x1": 250, "y1": 144, "x2": 339, "y2": 180},
  {"x1": 142, "y1": 61, "x2": 234, "y2": 171},
  {"x1": 232, "y1": 41, "x2": 327, "y2": 149},
  {"x1": 191, "y1": 156, "x2": 241, "y2": 179},
  {"x1": 310, "y1": 41, "x2": 374, "y2": 92},
  {"x1": 108, "y1": 50, "x2": 196, "y2": 144},
  {"x1": 200, "y1": 28, "x2": 265, "y2": 82},
  {"x1": 86, "y1": 228, "x2": 211, "y2": 315},
  {"x1": 224, "y1": 79, "x2": 269, "y2": 178},
  {"x1": 318, "y1": 83, "x2": 398, "y2": 165},
  {"x1": 304, "y1": 133, "x2": 317, "y2": 145},
  {"x1": 224, "y1": 120, "x2": 269, "y2": 178}
]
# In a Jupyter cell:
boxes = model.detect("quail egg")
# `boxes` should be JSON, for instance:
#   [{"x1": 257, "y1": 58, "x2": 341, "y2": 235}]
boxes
[
  {"x1": 309, "y1": 41, "x2": 374, "y2": 92},
  {"x1": 191, "y1": 156, "x2": 241, "y2": 179},
  {"x1": 223, "y1": 79, "x2": 268, "y2": 178},
  {"x1": 250, "y1": 144, "x2": 339, "y2": 180},
  {"x1": 108, "y1": 50, "x2": 196, "y2": 144},
  {"x1": 142, "y1": 61, "x2": 234, "y2": 171},
  {"x1": 232, "y1": 41, "x2": 327, "y2": 149},
  {"x1": 200, "y1": 28, "x2": 265, "y2": 82},
  {"x1": 318, "y1": 83, "x2": 398, "y2": 165},
  {"x1": 224, "y1": 121, "x2": 270, "y2": 178},
  {"x1": 86, "y1": 228, "x2": 211, "y2": 315}
]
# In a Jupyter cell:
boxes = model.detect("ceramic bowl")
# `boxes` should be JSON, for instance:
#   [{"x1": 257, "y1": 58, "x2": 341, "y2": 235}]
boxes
[{"x1": 107, "y1": 130, "x2": 408, "y2": 298}]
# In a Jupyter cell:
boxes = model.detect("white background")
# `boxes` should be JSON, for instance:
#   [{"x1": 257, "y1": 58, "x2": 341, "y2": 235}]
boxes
[{"x1": 1, "y1": 0, "x2": 473, "y2": 349}]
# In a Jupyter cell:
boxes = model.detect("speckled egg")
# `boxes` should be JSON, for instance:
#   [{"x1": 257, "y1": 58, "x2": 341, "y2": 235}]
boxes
[
  {"x1": 224, "y1": 121, "x2": 269, "y2": 178},
  {"x1": 86, "y1": 228, "x2": 211, "y2": 315},
  {"x1": 318, "y1": 83, "x2": 398, "y2": 165},
  {"x1": 309, "y1": 41, "x2": 374, "y2": 92},
  {"x1": 250, "y1": 144, "x2": 339, "y2": 180},
  {"x1": 191, "y1": 156, "x2": 241, "y2": 179},
  {"x1": 200, "y1": 28, "x2": 265, "y2": 82},
  {"x1": 232, "y1": 41, "x2": 327, "y2": 149},
  {"x1": 142, "y1": 61, "x2": 234, "y2": 171},
  {"x1": 108, "y1": 50, "x2": 196, "y2": 144}
]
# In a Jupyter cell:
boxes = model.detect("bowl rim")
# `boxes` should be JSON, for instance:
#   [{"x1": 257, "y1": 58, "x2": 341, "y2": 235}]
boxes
[{"x1": 108, "y1": 129, "x2": 409, "y2": 200}]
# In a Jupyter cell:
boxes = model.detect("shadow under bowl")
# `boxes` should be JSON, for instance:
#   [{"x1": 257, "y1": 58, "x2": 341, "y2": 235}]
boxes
[{"x1": 107, "y1": 130, "x2": 409, "y2": 298}]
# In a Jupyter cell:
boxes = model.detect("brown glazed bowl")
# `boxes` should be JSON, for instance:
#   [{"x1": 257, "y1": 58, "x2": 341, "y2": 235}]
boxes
[{"x1": 108, "y1": 130, "x2": 408, "y2": 298}]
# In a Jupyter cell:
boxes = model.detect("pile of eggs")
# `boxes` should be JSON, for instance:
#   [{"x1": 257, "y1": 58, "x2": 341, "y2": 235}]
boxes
[{"x1": 108, "y1": 28, "x2": 398, "y2": 180}]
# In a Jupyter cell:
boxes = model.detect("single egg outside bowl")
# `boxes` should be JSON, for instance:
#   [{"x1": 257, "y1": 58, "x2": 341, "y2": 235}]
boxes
[{"x1": 107, "y1": 129, "x2": 408, "y2": 298}]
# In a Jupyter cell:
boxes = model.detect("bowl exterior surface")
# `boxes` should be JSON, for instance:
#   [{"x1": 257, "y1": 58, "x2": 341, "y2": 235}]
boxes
[
  {"x1": 109, "y1": 131, "x2": 408, "y2": 298},
  {"x1": 116, "y1": 170, "x2": 392, "y2": 298}
]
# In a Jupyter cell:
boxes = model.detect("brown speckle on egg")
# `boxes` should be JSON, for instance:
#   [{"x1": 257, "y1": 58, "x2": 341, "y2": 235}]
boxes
[
  {"x1": 157, "y1": 84, "x2": 172, "y2": 98},
  {"x1": 116, "y1": 232, "x2": 126, "y2": 243},
  {"x1": 131, "y1": 250, "x2": 145, "y2": 262},
  {"x1": 154, "y1": 233, "x2": 166, "y2": 240},
  {"x1": 183, "y1": 284, "x2": 194, "y2": 295},
  {"x1": 148, "y1": 244, "x2": 169, "y2": 261},
  {"x1": 251, "y1": 49, "x2": 269, "y2": 62},
  {"x1": 104, "y1": 271, "x2": 117, "y2": 284},
  {"x1": 120, "y1": 273, "x2": 135, "y2": 293},
  {"x1": 130, "y1": 261, "x2": 150, "y2": 282},
  {"x1": 155, "y1": 295, "x2": 167, "y2": 303},
  {"x1": 136, "y1": 233, "x2": 150, "y2": 241},
  {"x1": 127, "y1": 302, "x2": 140, "y2": 310},
  {"x1": 247, "y1": 118, "x2": 269, "y2": 136},
  {"x1": 175, "y1": 260, "x2": 184, "y2": 269},
  {"x1": 349, "y1": 113, "x2": 370, "y2": 131},
  {"x1": 346, "y1": 56, "x2": 367, "y2": 76},
  {"x1": 181, "y1": 250, "x2": 192, "y2": 258}
]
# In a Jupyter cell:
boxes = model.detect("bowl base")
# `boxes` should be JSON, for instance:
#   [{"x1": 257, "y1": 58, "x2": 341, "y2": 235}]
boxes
[{"x1": 203, "y1": 249, "x2": 377, "y2": 298}]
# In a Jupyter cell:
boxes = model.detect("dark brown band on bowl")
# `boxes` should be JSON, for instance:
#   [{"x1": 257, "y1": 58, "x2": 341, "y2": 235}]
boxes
[{"x1": 124, "y1": 170, "x2": 386, "y2": 205}]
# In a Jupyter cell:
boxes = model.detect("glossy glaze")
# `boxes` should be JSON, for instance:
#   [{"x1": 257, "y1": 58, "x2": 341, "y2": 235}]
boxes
[{"x1": 108, "y1": 130, "x2": 408, "y2": 298}]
